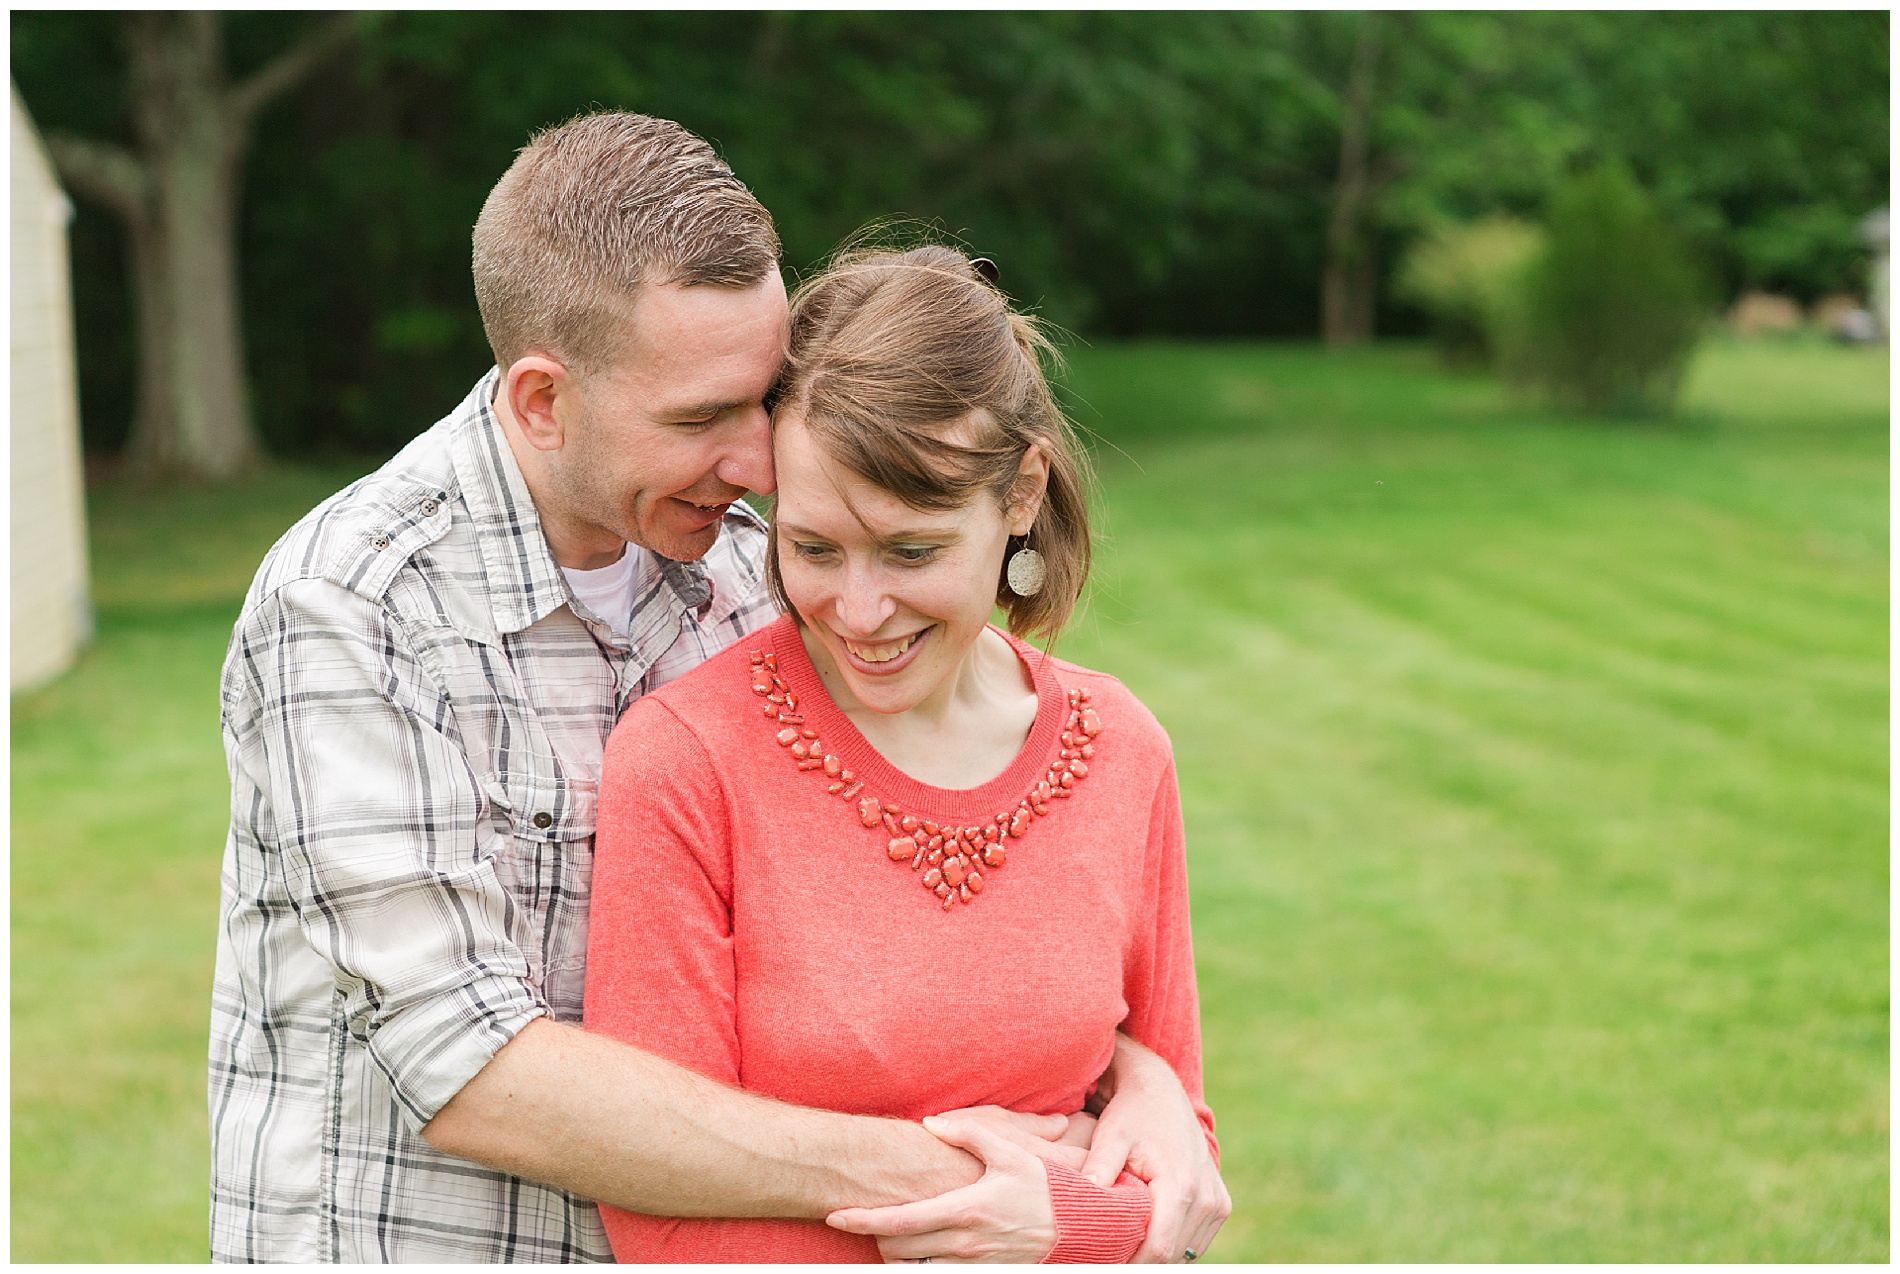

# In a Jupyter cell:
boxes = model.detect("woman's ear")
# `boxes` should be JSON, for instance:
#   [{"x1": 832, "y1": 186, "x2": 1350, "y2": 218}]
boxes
[{"x1": 1008, "y1": 442, "x2": 1051, "y2": 536}]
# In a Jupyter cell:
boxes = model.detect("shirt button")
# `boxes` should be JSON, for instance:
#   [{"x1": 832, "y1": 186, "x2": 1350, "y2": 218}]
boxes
[
  {"x1": 369, "y1": 531, "x2": 391, "y2": 551},
  {"x1": 420, "y1": 499, "x2": 440, "y2": 516},
  {"x1": 532, "y1": 811, "x2": 553, "y2": 829}
]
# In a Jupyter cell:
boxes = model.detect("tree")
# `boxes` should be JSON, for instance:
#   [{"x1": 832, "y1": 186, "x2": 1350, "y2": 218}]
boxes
[
  {"x1": 1321, "y1": 12, "x2": 1381, "y2": 347},
  {"x1": 12, "y1": 12, "x2": 1884, "y2": 457},
  {"x1": 1514, "y1": 163, "x2": 1708, "y2": 415},
  {"x1": 41, "y1": 12, "x2": 354, "y2": 479}
]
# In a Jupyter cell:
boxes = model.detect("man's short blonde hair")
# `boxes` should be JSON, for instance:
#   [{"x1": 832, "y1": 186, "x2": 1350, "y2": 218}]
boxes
[{"x1": 472, "y1": 111, "x2": 781, "y2": 372}]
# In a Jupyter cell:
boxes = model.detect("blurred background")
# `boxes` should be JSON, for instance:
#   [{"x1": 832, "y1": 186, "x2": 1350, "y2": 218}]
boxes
[{"x1": 9, "y1": 11, "x2": 1888, "y2": 1261}]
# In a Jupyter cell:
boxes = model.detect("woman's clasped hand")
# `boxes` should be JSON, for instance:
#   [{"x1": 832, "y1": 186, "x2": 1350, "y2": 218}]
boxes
[
  {"x1": 833, "y1": 1101, "x2": 1229, "y2": 1265},
  {"x1": 827, "y1": 1113, "x2": 1077, "y2": 1263}
]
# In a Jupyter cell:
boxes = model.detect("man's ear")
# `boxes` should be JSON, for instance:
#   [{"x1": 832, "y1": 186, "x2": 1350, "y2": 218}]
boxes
[
  {"x1": 1007, "y1": 441, "x2": 1051, "y2": 536},
  {"x1": 501, "y1": 354, "x2": 575, "y2": 453}
]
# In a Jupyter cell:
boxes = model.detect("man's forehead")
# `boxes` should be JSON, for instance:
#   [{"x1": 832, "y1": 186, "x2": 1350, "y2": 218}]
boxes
[
  {"x1": 589, "y1": 277, "x2": 782, "y2": 398},
  {"x1": 603, "y1": 275, "x2": 786, "y2": 391},
  {"x1": 625, "y1": 273, "x2": 786, "y2": 342}
]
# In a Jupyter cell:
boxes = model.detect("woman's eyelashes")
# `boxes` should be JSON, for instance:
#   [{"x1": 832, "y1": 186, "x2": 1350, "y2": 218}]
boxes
[{"x1": 787, "y1": 539, "x2": 945, "y2": 567}]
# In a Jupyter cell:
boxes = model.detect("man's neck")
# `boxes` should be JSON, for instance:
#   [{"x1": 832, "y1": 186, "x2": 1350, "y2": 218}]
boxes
[{"x1": 492, "y1": 379, "x2": 627, "y2": 571}]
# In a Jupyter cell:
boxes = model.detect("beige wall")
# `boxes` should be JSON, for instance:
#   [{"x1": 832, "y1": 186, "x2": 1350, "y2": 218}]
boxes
[{"x1": 11, "y1": 83, "x2": 92, "y2": 692}]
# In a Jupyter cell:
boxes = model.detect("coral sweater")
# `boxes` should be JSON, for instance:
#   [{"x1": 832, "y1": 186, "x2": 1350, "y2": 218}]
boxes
[{"x1": 583, "y1": 614, "x2": 1215, "y2": 1263}]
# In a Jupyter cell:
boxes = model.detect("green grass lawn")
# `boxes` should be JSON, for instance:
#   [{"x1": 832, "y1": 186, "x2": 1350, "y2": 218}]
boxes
[{"x1": 12, "y1": 339, "x2": 1887, "y2": 1260}]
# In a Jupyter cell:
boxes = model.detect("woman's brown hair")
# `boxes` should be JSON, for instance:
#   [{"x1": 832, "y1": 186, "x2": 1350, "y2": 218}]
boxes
[{"x1": 766, "y1": 244, "x2": 1093, "y2": 643}]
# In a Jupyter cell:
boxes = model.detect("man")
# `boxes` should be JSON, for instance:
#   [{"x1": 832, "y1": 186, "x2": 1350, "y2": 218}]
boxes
[{"x1": 211, "y1": 111, "x2": 1227, "y2": 1263}]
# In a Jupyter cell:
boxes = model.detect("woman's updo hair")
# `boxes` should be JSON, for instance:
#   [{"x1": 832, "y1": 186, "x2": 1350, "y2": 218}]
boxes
[{"x1": 767, "y1": 243, "x2": 1093, "y2": 643}]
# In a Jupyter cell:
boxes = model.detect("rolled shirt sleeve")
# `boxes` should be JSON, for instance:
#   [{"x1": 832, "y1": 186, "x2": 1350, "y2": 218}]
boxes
[{"x1": 227, "y1": 577, "x2": 546, "y2": 1128}]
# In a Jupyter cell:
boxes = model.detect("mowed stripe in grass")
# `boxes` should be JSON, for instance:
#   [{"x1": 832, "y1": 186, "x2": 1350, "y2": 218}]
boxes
[
  {"x1": 1056, "y1": 339, "x2": 1887, "y2": 1259},
  {"x1": 10, "y1": 343, "x2": 1886, "y2": 1260}
]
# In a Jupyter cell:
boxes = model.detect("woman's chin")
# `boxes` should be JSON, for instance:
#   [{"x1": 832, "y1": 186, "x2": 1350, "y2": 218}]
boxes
[{"x1": 841, "y1": 666, "x2": 935, "y2": 717}]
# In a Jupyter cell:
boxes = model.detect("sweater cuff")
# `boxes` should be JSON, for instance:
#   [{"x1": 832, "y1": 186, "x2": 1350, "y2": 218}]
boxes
[{"x1": 1040, "y1": 1160, "x2": 1153, "y2": 1264}]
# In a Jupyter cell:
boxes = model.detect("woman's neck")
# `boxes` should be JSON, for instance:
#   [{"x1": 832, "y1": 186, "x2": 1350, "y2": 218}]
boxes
[{"x1": 799, "y1": 622, "x2": 1041, "y2": 790}]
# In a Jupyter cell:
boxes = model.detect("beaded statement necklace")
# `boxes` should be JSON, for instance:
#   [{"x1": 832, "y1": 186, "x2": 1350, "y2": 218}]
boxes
[{"x1": 748, "y1": 647, "x2": 1103, "y2": 910}]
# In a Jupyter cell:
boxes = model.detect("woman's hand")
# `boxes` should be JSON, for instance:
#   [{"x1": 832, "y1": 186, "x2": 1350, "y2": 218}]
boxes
[
  {"x1": 927, "y1": 1104, "x2": 1090, "y2": 1171},
  {"x1": 1084, "y1": 1035, "x2": 1231, "y2": 1263},
  {"x1": 1055, "y1": 1111, "x2": 1099, "y2": 1151},
  {"x1": 825, "y1": 1114, "x2": 1060, "y2": 1263}
]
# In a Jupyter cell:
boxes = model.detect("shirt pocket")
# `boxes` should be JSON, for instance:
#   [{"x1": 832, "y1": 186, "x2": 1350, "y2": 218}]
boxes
[{"x1": 485, "y1": 773, "x2": 598, "y2": 1023}]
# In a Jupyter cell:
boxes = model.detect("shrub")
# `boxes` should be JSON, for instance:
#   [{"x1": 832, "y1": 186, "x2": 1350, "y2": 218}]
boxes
[
  {"x1": 1511, "y1": 163, "x2": 1709, "y2": 415},
  {"x1": 1397, "y1": 217, "x2": 1544, "y2": 368}
]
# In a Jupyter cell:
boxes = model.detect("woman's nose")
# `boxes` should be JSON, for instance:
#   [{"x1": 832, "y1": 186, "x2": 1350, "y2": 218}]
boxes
[{"x1": 834, "y1": 567, "x2": 895, "y2": 635}]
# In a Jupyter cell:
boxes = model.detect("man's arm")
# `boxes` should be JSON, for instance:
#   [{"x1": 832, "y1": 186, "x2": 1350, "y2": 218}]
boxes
[
  {"x1": 227, "y1": 578, "x2": 983, "y2": 1222},
  {"x1": 422, "y1": 1017, "x2": 984, "y2": 1217}
]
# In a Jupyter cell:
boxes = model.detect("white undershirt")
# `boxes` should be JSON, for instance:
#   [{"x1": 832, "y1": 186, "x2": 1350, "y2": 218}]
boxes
[{"x1": 562, "y1": 546, "x2": 639, "y2": 639}]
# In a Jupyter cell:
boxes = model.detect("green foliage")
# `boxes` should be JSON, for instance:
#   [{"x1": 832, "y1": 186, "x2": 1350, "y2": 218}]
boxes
[
  {"x1": 1396, "y1": 217, "x2": 1543, "y2": 366},
  {"x1": 1512, "y1": 165, "x2": 1709, "y2": 415},
  {"x1": 7, "y1": 12, "x2": 1890, "y2": 455},
  {"x1": 1370, "y1": 13, "x2": 1890, "y2": 302},
  {"x1": 1570, "y1": 12, "x2": 1890, "y2": 301},
  {"x1": 13, "y1": 341, "x2": 1888, "y2": 1260},
  {"x1": 1731, "y1": 205, "x2": 1871, "y2": 300}
]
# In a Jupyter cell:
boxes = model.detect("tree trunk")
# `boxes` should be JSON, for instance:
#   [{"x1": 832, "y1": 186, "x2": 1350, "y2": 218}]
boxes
[
  {"x1": 1346, "y1": 231, "x2": 1378, "y2": 341},
  {"x1": 124, "y1": 201, "x2": 172, "y2": 474},
  {"x1": 45, "y1": 12, "x2": 354, "y2": 481},
  {"x1": 1322, "y1": 13, "x2": 1381, "y2": 348},
  {"x1": 125, "y1": 12, "x2": 256, "y2": 477}
]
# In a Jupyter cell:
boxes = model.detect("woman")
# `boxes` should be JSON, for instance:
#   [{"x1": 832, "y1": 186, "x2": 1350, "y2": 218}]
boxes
[{"x1": 583, "y1": 245, "x2": 1218, "y2": 1262}]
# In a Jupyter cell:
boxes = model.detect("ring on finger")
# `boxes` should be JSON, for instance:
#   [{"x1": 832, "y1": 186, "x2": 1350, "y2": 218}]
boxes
[{"x1": 1184, "y1": 1249, "x2": 1200, "y2": 1262}]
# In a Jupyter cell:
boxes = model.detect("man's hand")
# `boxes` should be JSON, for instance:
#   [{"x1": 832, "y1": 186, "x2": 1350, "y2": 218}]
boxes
[
  {"x1": 1084, "y1": 1034, "x2": 1231, "y2": 1263},
  {"x1": 825, "y1": 1115, "x2": 1060, "y2": 1263}
]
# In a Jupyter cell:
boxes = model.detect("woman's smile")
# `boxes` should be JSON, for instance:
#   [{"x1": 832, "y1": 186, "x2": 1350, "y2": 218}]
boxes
[{"x1": 834, "y1": 624, "x2": 933, "y2": 673}]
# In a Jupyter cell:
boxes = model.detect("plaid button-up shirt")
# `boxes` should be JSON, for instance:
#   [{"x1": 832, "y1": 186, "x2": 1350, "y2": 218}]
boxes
[{"x1": 209, "y1": 372, "x2": 777, "y2": 1262}]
